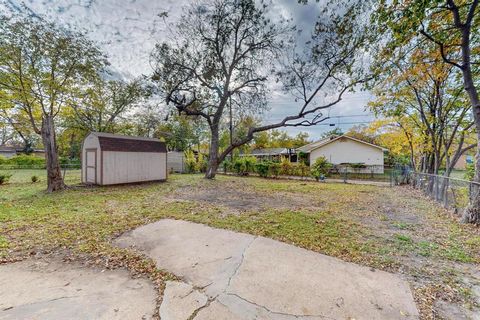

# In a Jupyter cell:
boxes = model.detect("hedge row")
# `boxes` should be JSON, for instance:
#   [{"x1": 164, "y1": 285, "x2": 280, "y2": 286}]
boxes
[
  {"x1": 0, "y1": 154, "x2": 45, "y2": 166},
  {"x1": 0, "y1": 155, "x2": 80, "y2": 169},
  {"x1": 222, "y1": 156, "x2": 334, "y2": 180}
]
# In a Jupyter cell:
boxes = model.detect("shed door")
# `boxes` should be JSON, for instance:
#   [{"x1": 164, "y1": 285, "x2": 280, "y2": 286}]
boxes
[{"x1": 85, "y1": 149, "x2": 97, "y2": 184}]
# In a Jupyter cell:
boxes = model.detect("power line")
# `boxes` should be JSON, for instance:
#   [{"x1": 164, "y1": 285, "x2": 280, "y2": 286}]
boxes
[
  {"x1": 318, "y1": 121, "x2": 375, "y2": 125},
  {"x1": 264, "y1": 114, "x2": 375, "y2": 121}
]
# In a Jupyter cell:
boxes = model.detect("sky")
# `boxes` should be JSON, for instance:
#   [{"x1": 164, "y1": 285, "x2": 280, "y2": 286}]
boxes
[{"x1": 1, "y1": 0, "x2": 375, "y2": 140}]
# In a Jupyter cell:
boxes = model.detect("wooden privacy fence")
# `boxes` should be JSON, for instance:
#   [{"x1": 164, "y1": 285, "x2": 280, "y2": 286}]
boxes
[
  {"x1": 408, "y1": 172, "x2": 480, "y2": 214},
  {"x1": 167, "y1": 151, "x2": 186, "y2": 173}
]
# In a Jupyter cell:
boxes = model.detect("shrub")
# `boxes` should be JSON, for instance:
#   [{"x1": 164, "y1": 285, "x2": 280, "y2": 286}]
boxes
[
  {"x1": 0, "y1": 156, "x2": 6, "y2": 165},
  {"x1": 59, "y1": 157, "x2": 81, "y2": 165},
  {"x1": 232, "y1": 158, "x2": 246, "y2": 175},
  {"x1": 465, "y1": 163, "x2": 475, "y2": 181},
  {"x1": 298, "y1": 151, "x2": 308, "y2": 164},
  {"x1": 311, "y1": 156, "x2": 333, "y2": 181},
  {"x1": 349, "y1": 163, "x2": 367, "y2": 170},
  {"x1": 255, "y1": 161, "x2": 270, "y2": 178},
  {"x1": 31, "y1": 175, "x2": 39, "y2": 183},
  {"x1": 222, "y1": 159, "x2": 232, "y2": 173},
  {"x1": 269, "y1": 162, "x2": 281, "y2": 178},
  {"x1": 253, "y1": 161, "x2": 281, "y2": 178},
  {"x1": 243, "y1": 157, "x2": 257, "y2": 173},
  {"x1": 279, "y1": 158, "x2": 293, "y2": 176},
  {"x1": 6, "y1": 154, "x2": 45, "y2": 167},
  {"x1": 184, "y1": 150, "x2": 197, "y2": 173},
  {"x1": 0, "y1": 173, "x2": 12, "y2": 185},
  {"x1": 232, "y1": 157, "x2": 256, "y2": 175},
  {"x1": 197, "y1": 153, "x2": 208, "y2": 173},
  {"x1": 296, "y1": 162, "x2": 310, "y2": 179}
]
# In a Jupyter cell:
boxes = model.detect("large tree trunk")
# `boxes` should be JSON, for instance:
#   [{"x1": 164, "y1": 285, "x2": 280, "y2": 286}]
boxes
[
  {"x1": 205, "y1": 124, "x2": 221, "y2": 179},
  {"x1": 462, "y1": 62, "x2": 480, "y2": 223},
  {"x1": 41, "y1": 115, "x2": 65, "y2": 192},
  {"x1": 463, "y1": 137, "x2": 480, "y2": 224}
]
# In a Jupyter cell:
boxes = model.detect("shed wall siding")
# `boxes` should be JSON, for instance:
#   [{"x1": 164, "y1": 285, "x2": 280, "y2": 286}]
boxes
[
  {"x1": 81, "y1": 134, "x2": 101, "y2": 184},
  {"x1": 102, "y1": 151, "x2": 166, "y2": 185},
  {"x1": 310, "y1": 138, "x2": 384, "y2": 167}
]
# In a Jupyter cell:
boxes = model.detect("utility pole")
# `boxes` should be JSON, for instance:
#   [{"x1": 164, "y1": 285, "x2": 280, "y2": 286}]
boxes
[{"x1": 229, "y1": 96, "x2": 233, "y2": 162}]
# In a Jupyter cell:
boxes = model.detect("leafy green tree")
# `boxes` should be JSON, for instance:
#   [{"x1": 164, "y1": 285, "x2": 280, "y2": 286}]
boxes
[
  {"x1": 320, "y1": 128, "x2": 344, "y2": 139},
  {"x1": 252, "y1": 130, "x2": 310, "y2": 149},
  {"x1": 156, "y1": 115, "x2": 205, "y2": 152},
  {"x1": 346, "y1": 125, "x2": 376, "y2": 144},
  {"x1": 373, "y1": 0, "x2": 480, "y2": 223},
  {"x1": 70, "y1": 78, "x2": 147, "y2": 133},
  {"x1": 370, "y1": 44, "x2": 474, "y2": 176},
  {"x1": 311, "y1": 156, "x2": 332, "y2": 181},
  {"x1": 0, "y1": 16, "x2": 106, "y2": 191}
]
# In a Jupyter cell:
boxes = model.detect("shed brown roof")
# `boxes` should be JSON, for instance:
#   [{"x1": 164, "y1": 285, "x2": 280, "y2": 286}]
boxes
[{"x1": 98, "y1": 136, "x2": 166, "y2": 153}]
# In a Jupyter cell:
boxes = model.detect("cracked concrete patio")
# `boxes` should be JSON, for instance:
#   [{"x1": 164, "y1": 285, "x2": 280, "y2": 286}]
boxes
[
  {"x1": 0, "y1": 258, "x2": 156, "y2": 320},
  {"x1": 116, "y1": 219, "x2": 420, "y2": 320}
]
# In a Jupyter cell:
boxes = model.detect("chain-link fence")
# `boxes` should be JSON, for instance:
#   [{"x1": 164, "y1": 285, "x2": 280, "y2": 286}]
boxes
[
  {"x1": 407, "y1": 172, "x2": 480, "y2": 214},
  {"x1": 389, "y1": 165, "x2": 413, "y2": 186},
  {"x1": 0, "y1": 163, "x2": 80, "y2": 170},
  {"x1": 327, "y1": 165, "x2": 392, "y2": 182},
  {"x1": 0, "y1": 163, "x2": 81, "y2": 184}
]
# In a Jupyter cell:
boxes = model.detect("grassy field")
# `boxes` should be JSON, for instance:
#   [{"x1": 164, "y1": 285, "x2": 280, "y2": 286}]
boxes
[{"x1": 0, "y1": 169, "x2": 479, "y2": 319}]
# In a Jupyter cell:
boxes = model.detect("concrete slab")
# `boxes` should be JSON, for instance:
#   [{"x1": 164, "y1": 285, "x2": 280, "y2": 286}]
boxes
[
  {"x1": 116, "y1": 219, "x2": 419, "y2": 319},
  {"x1": 159, "y1": 281, "x2": 208, "y2": 320},
  {"x1": 194, "y1": 301, "x2": 243, "y2": 320},
  {"x1": 228, "y1": 236, "x2": 417, "y2": 319},
  {"x1": 116, "y1": 218, "x2": 254, "y2": 297},
  {"x1": 0, "y1": 259, "x2": 156, "y2": 320}
]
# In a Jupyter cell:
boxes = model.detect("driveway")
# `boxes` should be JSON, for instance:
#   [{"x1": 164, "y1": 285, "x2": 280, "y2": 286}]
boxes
[{"x1": 116, "y1": 219, "x2": 419, "y2": 320}]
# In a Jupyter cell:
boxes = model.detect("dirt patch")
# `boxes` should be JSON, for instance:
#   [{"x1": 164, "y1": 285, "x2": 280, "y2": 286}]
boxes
[
  {"x1": 349, "y1": 186, "x2": 480, "y2": 320},
  {"x1": 168, "y1": 179, "x2": 324, "y2": 214}
]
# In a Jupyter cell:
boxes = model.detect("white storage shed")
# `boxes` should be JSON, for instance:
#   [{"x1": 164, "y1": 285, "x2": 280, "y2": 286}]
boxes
[{"x1": 81, "y1": 132, "x2": 167, "y2": 185}]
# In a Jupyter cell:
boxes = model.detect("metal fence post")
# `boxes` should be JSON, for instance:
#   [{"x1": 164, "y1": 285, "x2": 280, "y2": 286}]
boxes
[
  {"x1": 469, "y1": 183, "x2": 473, "y2": 202},
  {"x1": 443, "y1": 177, "x2": 449, "y2": 208},
  {"x1": 405, "y1": 172, "x2": 480, "y2": 214}
]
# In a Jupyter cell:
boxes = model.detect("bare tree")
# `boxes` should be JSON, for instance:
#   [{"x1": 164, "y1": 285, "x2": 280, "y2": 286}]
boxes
[{"x1": 152, "y1": 0, "x2": 370, "y2": 178}]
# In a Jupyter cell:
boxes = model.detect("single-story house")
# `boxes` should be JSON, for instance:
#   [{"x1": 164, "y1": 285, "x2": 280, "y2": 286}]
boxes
[
  {"x1": 81, "y1": 132, "x2": 167, "y2": 185},
  {"x1": 453, "y1": 153, "x2": 474, "y2": 170},
  {"x1": 296, "y1": 135, "x2": 387, "y2": 173},
  {"x1": 242, "y1": 147, "x2": 297, "y2": 162},
  {"x1": 0, "y1": 145, "x2": 45, "y2": 158}
]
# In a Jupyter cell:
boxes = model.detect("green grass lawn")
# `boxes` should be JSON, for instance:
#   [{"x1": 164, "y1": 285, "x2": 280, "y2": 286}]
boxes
[
  {"x1": 449, "y1": 169, "x2": 468, "y2": 180},
  {"x1": 0, "y1": 169, "x2": 479, "y2": 319}
]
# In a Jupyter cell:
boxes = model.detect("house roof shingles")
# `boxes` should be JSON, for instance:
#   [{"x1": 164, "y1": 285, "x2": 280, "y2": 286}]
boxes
[
  {"x1": 249, "y1": 148, "x2": 289, "y2": 156},
  {"x1": 297, "y1": 135, "x2": 387, "y2": 153}
]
